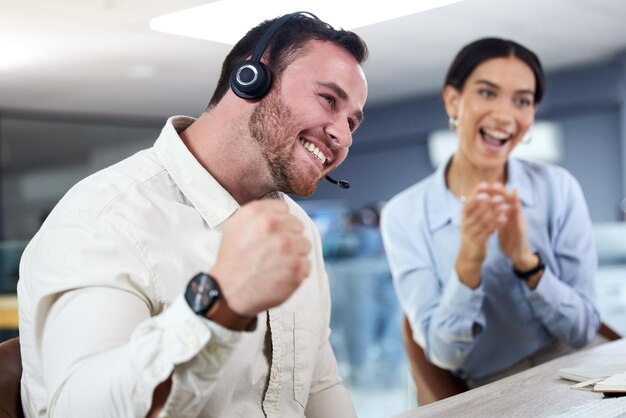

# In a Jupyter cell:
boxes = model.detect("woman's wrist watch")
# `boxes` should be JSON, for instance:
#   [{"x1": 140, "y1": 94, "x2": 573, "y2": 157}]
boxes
[{"x1": 512, "y1": 252, "x2": 545, "y2": 280}]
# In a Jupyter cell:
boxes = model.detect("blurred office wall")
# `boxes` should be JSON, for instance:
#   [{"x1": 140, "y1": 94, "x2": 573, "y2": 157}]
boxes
[
  {"x1": 1, "y1": 56, "x2": 625, "y2": 240},
  {"x1": 0, "y1": 117, "x2": 159, "y2": 239},
  {"x1": 312, "y1": 58, "x2": 626, "y2": 220}
]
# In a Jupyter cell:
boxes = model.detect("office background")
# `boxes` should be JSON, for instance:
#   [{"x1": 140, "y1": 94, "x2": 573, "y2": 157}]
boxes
[
  {"x1": 2, "y1": 1, "x2": 626, "y2": 417},
  {"x1": 2, "y1": 57, "x2": 626, "y2": 238}
]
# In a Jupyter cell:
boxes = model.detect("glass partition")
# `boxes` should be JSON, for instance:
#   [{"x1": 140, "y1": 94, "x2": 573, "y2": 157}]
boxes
[
  {"x1": 594, "y1": 222, "x2": 626, "y2": 336},
  {"x1": 302, "y1": 200, "x2": 411, "y2": 417}
]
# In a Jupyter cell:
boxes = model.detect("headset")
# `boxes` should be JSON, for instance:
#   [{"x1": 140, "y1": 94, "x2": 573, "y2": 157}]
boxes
[
  {"x1": 229, "y1": 11, "x2": 351, "y2": 189},
  {"x1": 229, "y1": 12, "x2": 316, "y2": 101}
]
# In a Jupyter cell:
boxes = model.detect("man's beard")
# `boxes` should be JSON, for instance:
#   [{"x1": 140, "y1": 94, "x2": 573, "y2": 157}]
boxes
[{"x1": 248, "y1": 90, "x2": 319, "y2": 196}]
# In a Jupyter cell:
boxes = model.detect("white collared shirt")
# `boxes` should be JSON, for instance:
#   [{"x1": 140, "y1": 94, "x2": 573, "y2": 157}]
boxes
[{"x1": 18, "y1": 116, "x2": 356, "y2": 418}]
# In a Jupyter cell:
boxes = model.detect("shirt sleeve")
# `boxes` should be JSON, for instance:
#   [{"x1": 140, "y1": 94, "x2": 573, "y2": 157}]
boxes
[
  {"x1": 381, "y1": 202, "x2": 486, "y2": 371},
  {"x1": 522, "y1": 173, "x2": 600, "y2": 347},
  {"x1": 28, "y1": 212, "x2": 242, "y2": 418}
]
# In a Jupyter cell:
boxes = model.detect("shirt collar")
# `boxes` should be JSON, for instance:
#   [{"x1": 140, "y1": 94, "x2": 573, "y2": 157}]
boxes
[
  {"x1": 154, "y1": 116, "x2": 240, "y2": 228},
  {"x1": 507, "y1": 158, "x2": 535, "y2": 207},
  {"x1": 426, "y1": 161, "x2": 457, "y2": 231},
  {"x1": 426, "y1": 157, "x2": 535, "y2": 232}
]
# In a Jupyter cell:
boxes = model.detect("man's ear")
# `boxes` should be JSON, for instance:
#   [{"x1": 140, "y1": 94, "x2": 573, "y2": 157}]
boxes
[{"x1": 442, "y1": 85, "x2": 460, "y2": 119}]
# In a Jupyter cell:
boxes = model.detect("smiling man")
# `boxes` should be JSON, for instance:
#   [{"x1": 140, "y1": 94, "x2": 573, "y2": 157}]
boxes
[{"x1": 18, "y1": 12, "x2": 367, "y2": 418}]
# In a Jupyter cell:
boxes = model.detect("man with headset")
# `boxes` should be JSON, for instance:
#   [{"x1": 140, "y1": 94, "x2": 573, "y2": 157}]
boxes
[{"x1": 18, "y1": 12, "x2": 367, "y2": 417}]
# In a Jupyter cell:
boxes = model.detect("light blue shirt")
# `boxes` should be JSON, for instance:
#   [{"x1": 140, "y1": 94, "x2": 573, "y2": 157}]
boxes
[{"x1": 381, "y1": 158, "x2": 600, "y2": 380}]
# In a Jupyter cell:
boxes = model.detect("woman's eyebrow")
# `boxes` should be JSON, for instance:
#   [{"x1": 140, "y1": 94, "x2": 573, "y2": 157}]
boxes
[{"x1": 475, "y1": 79, "x2": 534, "y2": 96}]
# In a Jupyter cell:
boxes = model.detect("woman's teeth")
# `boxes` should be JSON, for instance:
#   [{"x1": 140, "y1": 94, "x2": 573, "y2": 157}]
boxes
[
  {"x1": 480, "y1": 128, "x2": 510, "y2": 145},
  {"x1": 300, "y1": 139, "x2": 328, "y2": 164}
]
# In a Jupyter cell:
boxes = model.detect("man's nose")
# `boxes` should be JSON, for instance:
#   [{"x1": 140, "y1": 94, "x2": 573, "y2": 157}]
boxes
[{"x1": 325, "y1": 116, "x2": 353, "y2": 150}]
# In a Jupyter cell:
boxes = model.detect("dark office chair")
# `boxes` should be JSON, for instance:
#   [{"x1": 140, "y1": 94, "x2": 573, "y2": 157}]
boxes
[
  {"x1": 598, "y1": 322, "x2": 621, "y2": 341},
  {"x1": 402, "y1": 316, "x2": 622, "y2": 406},
  {"x1": 0, "y1": 337, "x2": 24, "y2": 418}
]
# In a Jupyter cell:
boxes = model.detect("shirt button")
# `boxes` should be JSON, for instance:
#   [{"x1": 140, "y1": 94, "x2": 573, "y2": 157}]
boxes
[{"x1": 271, "y1": 369, "x2": 279, "y2": 380}]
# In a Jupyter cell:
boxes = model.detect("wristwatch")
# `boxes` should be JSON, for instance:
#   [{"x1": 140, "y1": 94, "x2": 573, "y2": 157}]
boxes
[
  {"x1": 512, "y1": 252, "x2": 545, "y2": 280},
  {"x1": 184, "y1": 272, "x2": 221, "y2": 316}
]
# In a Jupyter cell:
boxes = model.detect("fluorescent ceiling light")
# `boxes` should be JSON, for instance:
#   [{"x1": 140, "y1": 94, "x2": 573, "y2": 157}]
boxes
[{"x1": 150, "y1": 0, "x2": 462, "y2": 44}]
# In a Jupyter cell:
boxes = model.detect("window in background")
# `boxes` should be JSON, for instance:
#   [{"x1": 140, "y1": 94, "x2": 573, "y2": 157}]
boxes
[{"x1": 427, "y1": 120, "x2": 564, "y2": 169}]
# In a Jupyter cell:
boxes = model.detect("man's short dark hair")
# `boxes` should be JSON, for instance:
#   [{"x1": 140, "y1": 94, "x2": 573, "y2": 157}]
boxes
[{"x1": 207, "y1": 13, "x2": 368, "y2": 108}]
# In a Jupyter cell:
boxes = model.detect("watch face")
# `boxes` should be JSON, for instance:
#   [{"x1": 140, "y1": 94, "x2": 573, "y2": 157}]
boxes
[{"x1": 185, "y1": 273, "x2": 220, "y2": 315}]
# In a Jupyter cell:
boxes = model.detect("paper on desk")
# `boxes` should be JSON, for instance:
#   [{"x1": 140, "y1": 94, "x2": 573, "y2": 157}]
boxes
[{"x1": 593, "y1": 371, "x2": 626, "y2": 393}]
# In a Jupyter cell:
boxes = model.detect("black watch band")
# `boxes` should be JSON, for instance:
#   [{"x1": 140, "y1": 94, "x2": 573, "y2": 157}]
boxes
[{"x1": 513, "y1": 252, "x2": 545, "y2": 279}]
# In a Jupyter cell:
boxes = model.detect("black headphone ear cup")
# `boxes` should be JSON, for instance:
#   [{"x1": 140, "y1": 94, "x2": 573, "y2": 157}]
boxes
[{"x1": 229, "y1": 60, "x2": 272, "y2": 100}]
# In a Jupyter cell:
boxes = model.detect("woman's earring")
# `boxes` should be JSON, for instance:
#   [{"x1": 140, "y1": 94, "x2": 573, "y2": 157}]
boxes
[{"x1": 448, "y1": 116, "x2": 459, "y2": 131}]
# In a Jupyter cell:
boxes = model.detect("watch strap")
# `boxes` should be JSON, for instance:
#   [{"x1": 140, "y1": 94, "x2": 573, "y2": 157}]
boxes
[
  {"x1": 513, "y1": 252, "x2": 545, "y2": 279},
  {"x1": 206, "y1": 301, "x2": 258, "y2": 332}
]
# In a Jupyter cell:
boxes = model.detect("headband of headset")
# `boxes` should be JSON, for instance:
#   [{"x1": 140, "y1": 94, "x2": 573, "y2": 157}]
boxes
[{"x1": 229, "y1": 12, "x2": 318, "y2": 100}]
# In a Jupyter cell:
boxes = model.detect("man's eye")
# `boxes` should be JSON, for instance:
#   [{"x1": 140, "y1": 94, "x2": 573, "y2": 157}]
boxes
[{"x1": 322, "y1": 95, "x2": 335, "y2": 106}]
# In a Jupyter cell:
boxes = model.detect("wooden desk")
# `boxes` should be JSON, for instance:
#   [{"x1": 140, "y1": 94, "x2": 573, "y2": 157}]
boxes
[
  {"x1": 0, "y1": 294, "x2": 18, "y2": 329},
  {"x1": 394, "y1": 338, "x2": 626, "y2": 418}
]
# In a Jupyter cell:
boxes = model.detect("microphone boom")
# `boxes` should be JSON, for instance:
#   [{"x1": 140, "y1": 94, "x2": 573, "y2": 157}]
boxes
[{"x1": 325, "y1": 175, "x2": 351, "y2": 189}]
